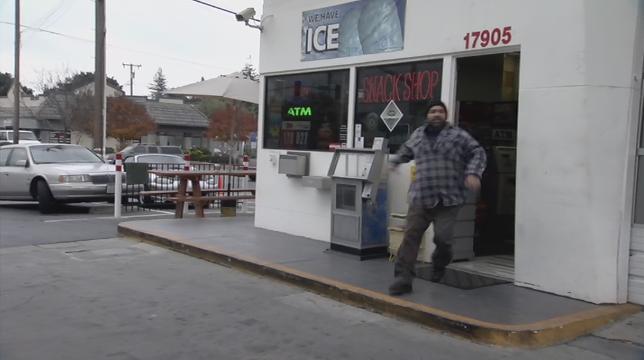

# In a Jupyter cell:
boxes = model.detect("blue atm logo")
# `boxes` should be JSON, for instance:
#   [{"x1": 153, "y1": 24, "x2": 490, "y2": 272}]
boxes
[{"x1": 287, "y1": 107, "x2": 313, "y2": 117}]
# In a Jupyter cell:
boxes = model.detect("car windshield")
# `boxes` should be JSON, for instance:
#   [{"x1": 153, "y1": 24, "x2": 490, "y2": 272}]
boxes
[
  {"x1": 30, "y1": 145, "x2": 103, "y2": 164},
  {"x1": 6, "y1": 131, "x2": 38, "y2": 140},
  {"x1": 137, "y1": 155, "x2": 184, "y2": 164},
  {"x1": 121, "y1": 144, "x2": 145, "y2": 154},
  {"x1": 160, "y1": 147, "x2": 183, "y2": 155}
]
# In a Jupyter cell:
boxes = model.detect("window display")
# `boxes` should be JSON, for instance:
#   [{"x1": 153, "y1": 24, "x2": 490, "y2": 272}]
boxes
[
  {"x1": 355, "y1": 59, "x2": 442, "y2": 153},
  {"x1": 264, "y1": 70, "x2": 349, "y2": 151}
]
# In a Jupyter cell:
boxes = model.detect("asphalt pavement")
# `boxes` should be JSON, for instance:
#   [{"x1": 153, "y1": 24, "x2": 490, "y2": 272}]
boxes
[
  {"x1": 0, "y1": 201, "x2": 642, "y2": 359},
  {"x1": 1, "y1": 236, "x2": 642, "y2": 360},
  {"x1": 0, "y1": 201, "x2": 175, "y2": 248}
]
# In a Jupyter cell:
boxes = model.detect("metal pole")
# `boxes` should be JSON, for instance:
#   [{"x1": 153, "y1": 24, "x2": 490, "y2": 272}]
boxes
[
  {"x1": 102, "y1": 86, "x2": 107, "y2": 158},
  {"x1": 228, "y1": 100, "x2": 237, "y2": 169},
  {"x1": 12, "y1": 0, "x2": 20, "y2": 144},
  {"x1": 95, "y1": 0, "x2": 106, "y2": 156},
  {"x1": 122, "y1": 63, "x2": 141, "y2": 96}
]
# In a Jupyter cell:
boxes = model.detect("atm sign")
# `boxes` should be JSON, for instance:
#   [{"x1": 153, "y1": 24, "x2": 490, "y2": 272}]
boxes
[{"x1": 287, "y1": 106, "x2": 313, "y2": 117}]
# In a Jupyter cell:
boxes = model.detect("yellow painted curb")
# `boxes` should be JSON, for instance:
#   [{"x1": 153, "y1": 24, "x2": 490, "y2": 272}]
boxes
[{"x1": 118, "y1": 223, "x2": 641, "y2": 348}]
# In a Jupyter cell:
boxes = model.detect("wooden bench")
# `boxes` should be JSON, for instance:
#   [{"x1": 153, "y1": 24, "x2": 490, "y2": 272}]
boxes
[
  {"x1": 167, "y1": 195, "x2": 256, "y2": 218},
  {"x1": 137, "y1": 188, "x2": 255, "y2": 217},
  {"x1": 167, "y1": 195, "x2": 256, "y2": 202},
  {"x1": 138, "y1": 188, "x2": 255, "y2": 197},
  {"x1": 144, "y1": 169, "x2": 257, "y2": 218}
]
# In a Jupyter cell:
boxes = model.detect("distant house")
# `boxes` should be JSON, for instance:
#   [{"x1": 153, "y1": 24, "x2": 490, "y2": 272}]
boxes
[
  {"x1": 74, "y1": 81, "x2": 124, "y2": 97},
  {"x1": 0, "y1": 81, "x2": 126, "y2": 146},
  {"x1": 125, "y1": 96, "x2": 210, "y2": 149},
  {"x1": 0, "y1": 82, "x2": 209, "y2": 150},
  {"x1": 0, "y1": 82, "x2": 65, "y2": 143}
]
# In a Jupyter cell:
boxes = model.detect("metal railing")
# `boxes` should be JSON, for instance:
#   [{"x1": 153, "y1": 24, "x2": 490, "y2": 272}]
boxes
[{"x1": 122, "y1": 161, "x2": 256, "y2": 213}]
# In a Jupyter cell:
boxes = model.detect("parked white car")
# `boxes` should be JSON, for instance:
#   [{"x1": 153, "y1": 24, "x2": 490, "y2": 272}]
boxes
[
  {"x1": 0, "y1": 143, "x2": 123, "y2": 213},
  {"x1": 0, "y1": 130, "x2": 41, "y2": 146}
]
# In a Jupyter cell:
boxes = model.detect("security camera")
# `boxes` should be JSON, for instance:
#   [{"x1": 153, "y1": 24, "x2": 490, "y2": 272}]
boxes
[
  {"x1": 235, "y1": 7, "x2": 256, "y2": 22},
  {"x1": 235, "y1": 7, "x2": 263, "y2": 31}
]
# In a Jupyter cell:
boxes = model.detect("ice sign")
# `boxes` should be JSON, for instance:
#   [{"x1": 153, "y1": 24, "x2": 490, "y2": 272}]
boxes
[{"x1": 380, "y1": 100, "x2": 403, "y2": 132}]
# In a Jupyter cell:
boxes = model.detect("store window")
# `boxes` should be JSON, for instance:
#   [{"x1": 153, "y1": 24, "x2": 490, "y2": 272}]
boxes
[
  {"x1": 355, "y1": 59, "x2": 442, "y2": 153},
  {"x1": 264, "y1": 70, "x2": 349, "y2": 151}
]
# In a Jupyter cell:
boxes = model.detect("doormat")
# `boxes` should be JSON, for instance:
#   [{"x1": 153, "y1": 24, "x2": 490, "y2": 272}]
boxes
[{"x1": 416, "y1": 265, "x2": 510, "y2": 290}]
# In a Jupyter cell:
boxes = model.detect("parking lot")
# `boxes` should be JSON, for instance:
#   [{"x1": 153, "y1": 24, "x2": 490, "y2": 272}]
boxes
[{"x1": 0, "y1": 200, "x2": 254, "y2": 248}]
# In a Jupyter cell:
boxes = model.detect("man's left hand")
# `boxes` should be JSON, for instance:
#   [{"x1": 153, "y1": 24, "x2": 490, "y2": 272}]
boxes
[{"x1": 464, "y1": 175, "x2": 481, "y2": 192}]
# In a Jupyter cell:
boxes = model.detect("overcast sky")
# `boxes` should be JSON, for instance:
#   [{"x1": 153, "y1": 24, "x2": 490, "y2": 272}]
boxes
[{"x1": 0, "y1": 0, "x2": 262, "y2": 96}]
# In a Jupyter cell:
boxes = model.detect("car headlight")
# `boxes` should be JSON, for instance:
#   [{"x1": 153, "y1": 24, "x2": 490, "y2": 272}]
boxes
[{"x1": 59, "y1": 174, "x2": 92, "y2": 183}]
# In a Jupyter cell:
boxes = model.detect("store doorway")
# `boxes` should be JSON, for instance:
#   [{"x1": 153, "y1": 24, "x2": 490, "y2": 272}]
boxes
[{"x1": 452, "y1": 53, "x2": 519, "y2": 277}]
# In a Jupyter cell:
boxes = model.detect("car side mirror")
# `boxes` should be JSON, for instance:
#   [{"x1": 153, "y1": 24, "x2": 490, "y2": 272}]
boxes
[{"x1": 15, "y1": 159, "x2": 28, "y2": 167}]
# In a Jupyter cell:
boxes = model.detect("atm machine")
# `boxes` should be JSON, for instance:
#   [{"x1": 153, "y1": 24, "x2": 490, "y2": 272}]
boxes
[{"x1": 327, "y1": 139, "x2": 389, "y2": 260}]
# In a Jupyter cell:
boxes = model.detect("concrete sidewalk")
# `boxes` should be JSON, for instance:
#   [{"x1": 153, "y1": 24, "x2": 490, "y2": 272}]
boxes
[{"x1": 118, "y1": 215, "x2": 640, "y2": 348}]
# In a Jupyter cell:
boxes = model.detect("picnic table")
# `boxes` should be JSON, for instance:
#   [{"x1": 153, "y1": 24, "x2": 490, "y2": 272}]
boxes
[{"x1": 146, "y1": 170, "x2": 256, "y2": 218}]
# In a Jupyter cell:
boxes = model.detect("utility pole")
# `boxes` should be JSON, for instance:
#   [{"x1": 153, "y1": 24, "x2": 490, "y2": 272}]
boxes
[
  {"x1": 122, "y1": 63, "x2": 141, "y2": 96},
  {"x1": 12, "y1": 0, "x2": 20, "y2": 144},
  {"x1": 95, "y1": 0, "x2": 106, "y2": 156}
]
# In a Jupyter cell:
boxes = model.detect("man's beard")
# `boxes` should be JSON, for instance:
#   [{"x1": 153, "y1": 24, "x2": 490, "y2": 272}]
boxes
[{"x1": 427, "y1": 119, "x2": 446, "y2": 132}]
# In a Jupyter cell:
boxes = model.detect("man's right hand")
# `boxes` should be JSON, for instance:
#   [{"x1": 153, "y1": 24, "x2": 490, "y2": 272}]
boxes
[{"x1": 464, "y1": 175, "x2": 481, "y2": 192}]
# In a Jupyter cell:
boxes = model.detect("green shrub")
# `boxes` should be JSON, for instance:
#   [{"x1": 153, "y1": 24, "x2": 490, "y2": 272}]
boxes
[{"x1": 188, "y1": 147, "x2": 211, "y2": 162}]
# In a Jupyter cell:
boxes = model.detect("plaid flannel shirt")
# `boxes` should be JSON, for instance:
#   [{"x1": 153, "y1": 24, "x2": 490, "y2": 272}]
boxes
[{"x1": 393, "y1": 124, "x2": 487, "y2": 208}]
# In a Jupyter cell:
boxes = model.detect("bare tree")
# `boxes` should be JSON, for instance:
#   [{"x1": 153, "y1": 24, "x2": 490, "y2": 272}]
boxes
[
  {"x1": 33, "y1": 67, "x2": 75, "y2": 95},
  {"x1": 31, "y1": 69, "x2": 124, "y2": 144}
]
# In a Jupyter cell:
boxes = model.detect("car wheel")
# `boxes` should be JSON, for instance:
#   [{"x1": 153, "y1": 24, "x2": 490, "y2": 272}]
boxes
[{"x1": 36, "y1": 180, "x2": 56, "y2": 214}]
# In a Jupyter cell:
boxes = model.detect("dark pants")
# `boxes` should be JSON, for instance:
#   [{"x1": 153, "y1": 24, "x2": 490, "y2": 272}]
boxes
[{"x1": 394, "y1": 203, "x2": 462, "y2": 278}]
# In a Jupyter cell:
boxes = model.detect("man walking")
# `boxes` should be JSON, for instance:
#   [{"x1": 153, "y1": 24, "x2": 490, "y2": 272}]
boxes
[{"x1": 389, "y1": 101, "x2": 486, "y2": 296}]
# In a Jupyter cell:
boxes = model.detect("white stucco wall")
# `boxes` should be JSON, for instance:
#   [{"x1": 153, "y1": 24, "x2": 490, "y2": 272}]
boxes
[
  {"x1": 255, "y1": 149, "x2": 336, "y2": 240},
  {"x1": 514, "y1": 0, "x2": 643, "y2": 304},
  {"x1": 256, "y1": 0, "x2": 643, "y2": 303}
]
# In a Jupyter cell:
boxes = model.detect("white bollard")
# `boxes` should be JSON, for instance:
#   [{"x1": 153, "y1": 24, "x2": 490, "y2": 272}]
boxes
[
  {"x1": 241, "y1": 154, "x2": 249, "y2": 212},
  {"x1": 114, "y1": 152, "x2": 122, "y2": 218},
  {"x1": 242, "y1": 154, "x2": 249, "y2": 188},
  {"x1": 183, "y1": 153, "x2": 191, "y2": 215}
]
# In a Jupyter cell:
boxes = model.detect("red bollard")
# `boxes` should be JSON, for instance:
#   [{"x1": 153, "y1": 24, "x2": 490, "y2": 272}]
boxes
[
  {"x1": 242, "y1": 154, "x2": 249, "y2": 171},
  {"x1": 115, "y1": 152, "x2": 123, "y2": 172},
  {"x1": 183, "y1": 153, "x2": 191, "y2": 171}
]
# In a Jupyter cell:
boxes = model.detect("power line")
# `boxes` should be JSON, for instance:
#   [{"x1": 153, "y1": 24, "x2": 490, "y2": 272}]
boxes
[
  {"x1": 0, "y1": 21, "x2": 238, "y2": 72},
  {"x1": 190, "y1": 0, "x2": 260, "y2": 22},
  {"x1": 190, "y1": 0, "x2": 236, "y2": 16},
  {"x1": 31, "y1": 0, "x2": 65, "y2": 29},
  {"x1": 0, "y1": 21, "x2": 93, "y2": 43}
]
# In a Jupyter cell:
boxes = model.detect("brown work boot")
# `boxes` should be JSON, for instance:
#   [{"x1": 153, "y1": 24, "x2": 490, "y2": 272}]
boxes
[
  {"x1": 430, "y1": 267, "x2": 446, "y2": 283},
  {"x1": 388, "y1": 276, "x2": 413, "y2": 296}
]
